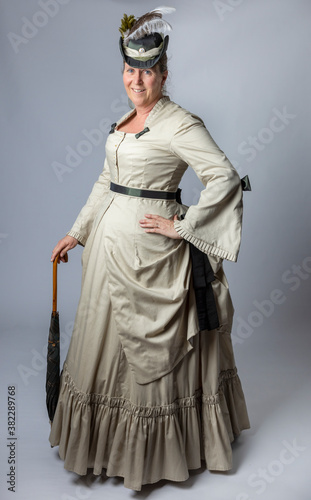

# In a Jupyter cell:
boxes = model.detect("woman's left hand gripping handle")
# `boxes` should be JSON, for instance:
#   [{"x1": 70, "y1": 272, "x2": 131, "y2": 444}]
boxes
[{"x1": 51, "y1": 235, "x2": 78, "y2": 263}]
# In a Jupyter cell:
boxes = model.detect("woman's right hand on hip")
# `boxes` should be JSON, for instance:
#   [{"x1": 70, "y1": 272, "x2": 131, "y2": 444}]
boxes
[{"x1": 51, "y1": 235, "x2": 78, "y2": 263}]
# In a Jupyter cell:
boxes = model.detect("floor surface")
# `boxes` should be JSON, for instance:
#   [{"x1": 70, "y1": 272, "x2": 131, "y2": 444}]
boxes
[{"x1": 1, "y1": 317, "x2": 310, "y2": 500}]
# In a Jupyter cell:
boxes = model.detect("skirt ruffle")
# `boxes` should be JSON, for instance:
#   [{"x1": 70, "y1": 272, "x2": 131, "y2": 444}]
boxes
[{"x1": 49, "y1": 332, "x2": 250, "y2": 491}]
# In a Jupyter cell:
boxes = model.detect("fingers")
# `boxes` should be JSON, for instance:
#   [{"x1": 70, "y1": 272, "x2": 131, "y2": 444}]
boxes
[
  {"x1": 58, "y1": 250, "x2": 69, "y2": 263},
  {"x1": 139, "y1": 214, "x2": 182, "y2": 240},
  {"x1": 51, "y1": 244, "x2": 67, "y2": 263},
  {"x1": 51, "y1": 236, "x2": 78, "y2": 262},
  {"x1": 139, "y1": 214, "x2": 168, "y2": 224},
  {"x1": 139, "y1": 214, "x2": 178, "y2": 227},
  {"x1": 139, "y1": 214, "x2": 167, "y2": 232},
  {"x1": 51, "y1": 247, "x2": 61, "y2": 263}
]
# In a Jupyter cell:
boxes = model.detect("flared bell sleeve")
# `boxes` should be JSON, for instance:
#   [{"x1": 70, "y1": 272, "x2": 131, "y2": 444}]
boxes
[
  {"x1": 66, "y1": 159, "x2": 111, "y2": 246},
  {"x1": 171, "y1": 114, "x2": 243, "y2": 262}
]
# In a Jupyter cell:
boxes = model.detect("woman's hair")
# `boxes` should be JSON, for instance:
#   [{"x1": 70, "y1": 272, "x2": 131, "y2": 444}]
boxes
[
  {"x1": 156, "y1": 53, "x2": 169, "y2": 95},
  {"x1": 157, "y1": 53, "x2": 168, "y2": 74}
]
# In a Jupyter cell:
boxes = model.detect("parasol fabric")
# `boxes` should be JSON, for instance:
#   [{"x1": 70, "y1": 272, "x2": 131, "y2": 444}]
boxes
[{"x1": 46, "y1": 253, "x2": 67, "y2": 423}]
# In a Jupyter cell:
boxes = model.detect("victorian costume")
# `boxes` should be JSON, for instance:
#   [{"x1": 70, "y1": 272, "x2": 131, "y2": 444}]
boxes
[{"x1": 49, "y1": 7, "x2": 250, "y2": 491}]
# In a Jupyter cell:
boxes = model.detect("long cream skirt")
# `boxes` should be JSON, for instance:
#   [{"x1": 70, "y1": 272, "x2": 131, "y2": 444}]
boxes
[
  {"x1": 49, "y1": 319, "x2": 250, "y2": 491},
  {"x1": 49, "y1": 194, "x2": 249, "y2": 491}
]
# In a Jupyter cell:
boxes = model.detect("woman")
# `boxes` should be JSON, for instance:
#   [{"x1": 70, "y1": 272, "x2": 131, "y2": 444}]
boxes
[{"x1": 49, "y1": 7, "x2": 250, "y2": 491}]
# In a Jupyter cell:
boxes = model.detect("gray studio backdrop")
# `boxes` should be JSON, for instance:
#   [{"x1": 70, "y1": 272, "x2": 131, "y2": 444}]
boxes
[{"x1": 1, "y1": 1, "x2": 310, "y2": 500}]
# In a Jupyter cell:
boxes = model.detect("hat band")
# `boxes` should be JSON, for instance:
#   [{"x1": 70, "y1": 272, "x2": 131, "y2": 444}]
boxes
[{"x1": 123, "y1": 42, "x2": 163, "y2": 62}]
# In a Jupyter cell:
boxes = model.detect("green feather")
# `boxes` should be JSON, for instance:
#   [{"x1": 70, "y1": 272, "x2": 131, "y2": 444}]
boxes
[{"x1": 119, "y1": 14, "x2": 136, "y2": 38}]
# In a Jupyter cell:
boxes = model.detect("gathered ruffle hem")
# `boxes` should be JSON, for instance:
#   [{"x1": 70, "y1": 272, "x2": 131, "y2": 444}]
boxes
[{"x1": 49, "y1": 361, "x2": 250, "y2": 491}]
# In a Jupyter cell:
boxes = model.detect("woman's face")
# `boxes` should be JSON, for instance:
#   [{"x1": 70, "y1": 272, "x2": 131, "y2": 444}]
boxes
[{"x1": 123, "y1": 62, "x2": 168, "y2": 109}]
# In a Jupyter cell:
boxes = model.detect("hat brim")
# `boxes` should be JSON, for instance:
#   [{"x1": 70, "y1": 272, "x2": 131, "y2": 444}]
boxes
[{"x1": 119, "y1": 35, "x2": 169, "y2": 69}]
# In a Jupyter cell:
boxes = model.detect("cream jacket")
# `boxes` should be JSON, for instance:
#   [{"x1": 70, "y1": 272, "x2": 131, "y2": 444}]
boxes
[{"x1": 68, "y1": 97, "x2": 243, "y2": 262}]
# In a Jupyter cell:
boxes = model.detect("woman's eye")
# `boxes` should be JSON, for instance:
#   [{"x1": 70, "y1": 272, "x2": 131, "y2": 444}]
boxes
[{"x1": 144, "y1": 70, "x2": 151, "y2": 75}]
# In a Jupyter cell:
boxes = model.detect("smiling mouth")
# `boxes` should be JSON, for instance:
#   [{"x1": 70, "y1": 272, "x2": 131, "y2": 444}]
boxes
[{"x1": 132, "y1": 89, "x2": 145, "y2": 93}]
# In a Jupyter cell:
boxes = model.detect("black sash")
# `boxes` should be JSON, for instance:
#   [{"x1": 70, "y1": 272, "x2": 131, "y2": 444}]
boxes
[{"x1": 189, "y1": 243, "x2": 219, "y2": 331}]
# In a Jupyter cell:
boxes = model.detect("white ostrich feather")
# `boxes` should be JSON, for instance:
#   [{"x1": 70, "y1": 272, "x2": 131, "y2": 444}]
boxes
[
  {"x1": 124, "y1": 18, "x2": 173, "y2": 43},
  {"x1": 150, "y1": 6, "x2": 176, "y2": 15}
]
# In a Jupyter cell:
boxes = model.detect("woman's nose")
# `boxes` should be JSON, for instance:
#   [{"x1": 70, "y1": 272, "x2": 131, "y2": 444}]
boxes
[{"x1": 134, "y1": 71, "x2": 143, "y2": 84}]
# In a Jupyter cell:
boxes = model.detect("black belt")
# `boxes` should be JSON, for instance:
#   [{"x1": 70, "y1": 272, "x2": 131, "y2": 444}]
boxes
[{"x1": 110, "y1": 182, "x2": 179, "y2": 201}]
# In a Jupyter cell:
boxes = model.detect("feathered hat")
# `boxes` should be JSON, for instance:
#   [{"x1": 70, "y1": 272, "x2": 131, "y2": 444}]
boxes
[{"x1": 119, "y1": 6, "x2": 175, "y2": 68}]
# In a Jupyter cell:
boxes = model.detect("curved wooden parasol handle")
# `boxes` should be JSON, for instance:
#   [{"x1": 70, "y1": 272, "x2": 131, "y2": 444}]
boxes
[{"x1": 52, "y1": 253, "x2": 68, "y2": 313}]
